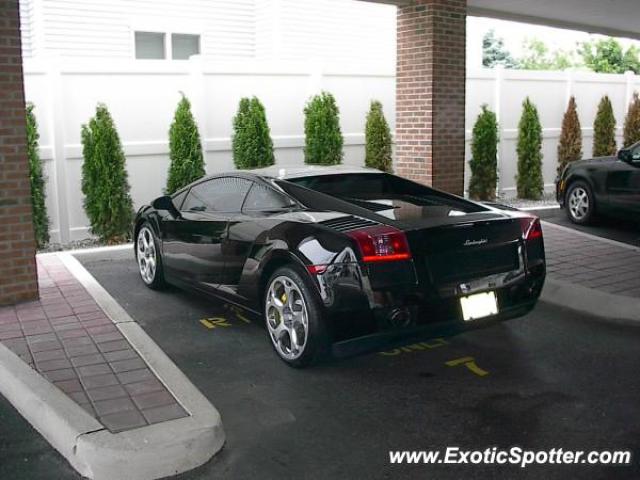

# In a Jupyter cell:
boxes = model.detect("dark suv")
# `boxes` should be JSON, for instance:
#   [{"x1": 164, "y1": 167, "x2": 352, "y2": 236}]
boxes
[{"x1": 556, "y1": 141, "x2": 640, "y2": 224}]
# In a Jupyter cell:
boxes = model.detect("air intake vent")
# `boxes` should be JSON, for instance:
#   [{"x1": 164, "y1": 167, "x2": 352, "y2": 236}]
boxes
[{"x1": 319, "y1": 215, "x2": 379, "y2": 233}]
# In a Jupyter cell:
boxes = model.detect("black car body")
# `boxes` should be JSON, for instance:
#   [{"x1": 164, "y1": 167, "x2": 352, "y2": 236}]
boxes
[
  {"x1": 556, "y1": 141, "x2": 640, "y2": 224},
  {"x1": 134, "y1": 166, "x2": 545, "y2": 365}
]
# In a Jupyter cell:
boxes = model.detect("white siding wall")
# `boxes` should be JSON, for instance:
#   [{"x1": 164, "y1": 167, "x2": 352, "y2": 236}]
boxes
[
  {"x1": 29, "y1": 0, "x2": 255, "y2": 59},
  {"x1": 21, "y1": 0, "x2": 396, "y2": 67},
  {"x1": 273, "y1": 0, "x2": 396, "y2": 68}
]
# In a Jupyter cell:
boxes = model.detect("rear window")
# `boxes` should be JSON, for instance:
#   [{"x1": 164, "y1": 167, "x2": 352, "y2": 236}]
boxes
[
  {"x1": 243, "y1": 182, "x2": 292, "y2": 212},
  {"x1": 286, "y1": 173, "x2": 484, "y2": 214}
]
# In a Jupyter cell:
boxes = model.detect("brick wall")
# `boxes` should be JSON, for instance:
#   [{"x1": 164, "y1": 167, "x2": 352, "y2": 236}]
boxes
[
  {"x1": 0, "y1": 0, "x2": 39, "y2": 305},
  {"x1": 395, "y1": 0, "x2": 466, "y2": 195}
]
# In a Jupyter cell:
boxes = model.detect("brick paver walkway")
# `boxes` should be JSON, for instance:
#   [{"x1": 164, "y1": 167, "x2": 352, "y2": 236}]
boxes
[
  {"x1": 0, "y1": 255, "x2": 187, "y2": 432},
  {"x1": 543, "y1": 222, "x2": 640, "y2": 298}
]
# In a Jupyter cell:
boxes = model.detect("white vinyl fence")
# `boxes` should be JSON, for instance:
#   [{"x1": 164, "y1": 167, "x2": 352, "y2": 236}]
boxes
[
  {"x1": 24, "y1": 56, "x2": 395, "y2": 242},
  {"x1": 465, "y1": 67, "x2": 640, "y2": 198},
  {"x1": 23, "y1": 56, "x2": 640, "y2": 242}
]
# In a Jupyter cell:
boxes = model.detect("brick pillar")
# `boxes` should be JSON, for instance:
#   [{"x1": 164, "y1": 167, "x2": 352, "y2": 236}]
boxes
[
  {"x1": 0, "y1": 0, "x2": 39, "y2": 305},
  {"x1": 395, "y1": 0, "x2": 466, "y2": 194}
]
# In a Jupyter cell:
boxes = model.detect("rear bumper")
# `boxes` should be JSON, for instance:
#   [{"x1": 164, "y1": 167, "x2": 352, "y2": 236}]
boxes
[
  {"x1": 324, "y1": 269, "x2": 545, "y2": 358},
  {"x1": 331, "y1": 300, "x2": 536, "y2": 358}
]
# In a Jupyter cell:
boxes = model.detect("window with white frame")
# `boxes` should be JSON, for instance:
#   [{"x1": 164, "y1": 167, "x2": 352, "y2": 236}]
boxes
[
  {"x1": 135, "y1": 32, "x2": 165, "y2": 59},
  {"x1": 171, "y1": 34, "x2": 200, "y2": 59},
  {"x1": 134, "y1": 31, "x2": 200, "y2": 60}
]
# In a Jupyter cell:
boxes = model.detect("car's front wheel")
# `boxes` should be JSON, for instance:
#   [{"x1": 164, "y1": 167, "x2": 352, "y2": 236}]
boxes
[
  {"x1": 136, "y1": 223, "x2": 166, "y2": 290},
  {"x1": 566, "y1": 181, "x2": 595, "y2": 224},
  {"x1": 264, "y1": 266, "x2": 328, "y2": 368}
]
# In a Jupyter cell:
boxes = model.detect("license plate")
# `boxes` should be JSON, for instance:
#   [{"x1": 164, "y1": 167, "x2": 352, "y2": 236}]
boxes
[{"x1": 460, "y1": 291, "x2": 498, "y2": 321}]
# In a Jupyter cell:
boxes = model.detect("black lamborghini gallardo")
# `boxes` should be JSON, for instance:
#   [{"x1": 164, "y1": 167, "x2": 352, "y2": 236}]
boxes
[{"x1": 134, "y1": 166, "x2": 545, "y2": 367}]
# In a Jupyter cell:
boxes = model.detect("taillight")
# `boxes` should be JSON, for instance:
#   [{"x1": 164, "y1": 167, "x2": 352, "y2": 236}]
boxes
[
  {"x1": 306, "y1": 264, "x2": 328, "y2": 275},
  {"x1": 346, "y1": 225, "x2": 412, "y2": 263},
  {"x1": 519, "y1": 217, "x2": 543, "y2": 241}
]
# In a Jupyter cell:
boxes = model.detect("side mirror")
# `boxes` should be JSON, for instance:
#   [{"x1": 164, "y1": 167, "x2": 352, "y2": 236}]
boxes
[
  {"x1": 617, "y1": 148, "x2": 632, "y2": 163},
  {"x1": 152, "y1": 195, "x2": 181, "y2": 218}
]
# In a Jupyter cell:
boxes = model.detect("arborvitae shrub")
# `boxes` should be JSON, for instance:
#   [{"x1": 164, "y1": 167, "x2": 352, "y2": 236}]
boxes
[
  {"x1": 469, "y1": 105, "x2": 499, "y2": 200},
  {"x1": 557, "y1": 96, "x2": 583, "y2": 174},
  {"x1": 623, "y1": 92, "x2": 640, "y2": 148},
  {"x1": 26, "y1": 103, "x2": 49, "y2": 248},
  {"x1": 516, "y1": 97, "x2": 544, "y2": 199},
  {"x1": 232, "y1": 97, "x2": 275, "y2": 169},
  {"x1": 166, "y1": 94, "x2": 205, "y2": 194},
  {"x1": 81, "y1": 104, "x2": 133, "y2": 243},
  {"x1": 364, "y1": 100, "x2": 393, "y2": 172},
  {"x1": 304, "y1": 91, "x2": 343, "y2": 165},
  {"x1": 593, "y1": 95, "x2": 617, "y2": 156}
]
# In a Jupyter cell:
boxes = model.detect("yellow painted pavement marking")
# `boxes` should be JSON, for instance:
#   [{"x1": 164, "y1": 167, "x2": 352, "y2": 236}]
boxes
[
  {"x1": 230, "y1": 307, "x2": 252, "y2": 324},
  {"x1": 199, "y1": 317, "x2": 232, "y2": 329},
  {"x1": 378, "y1": 338, "x2": 449, "y2": 356},
  {"x1": 445, "y1": 356, "x2": 489, "y2": 377}
]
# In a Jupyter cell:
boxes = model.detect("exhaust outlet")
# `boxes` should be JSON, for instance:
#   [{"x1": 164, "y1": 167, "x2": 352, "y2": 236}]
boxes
[{"x1": 388, "y1": 307, "x2": 412, "y2": 328}]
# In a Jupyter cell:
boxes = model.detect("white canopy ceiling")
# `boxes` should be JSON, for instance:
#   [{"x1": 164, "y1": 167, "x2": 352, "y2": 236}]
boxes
[{"x1": 365, "y1": 0, "x2": 640, "y2": 40}]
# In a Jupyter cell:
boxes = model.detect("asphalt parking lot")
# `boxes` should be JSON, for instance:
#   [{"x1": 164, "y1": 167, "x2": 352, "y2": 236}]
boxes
[{"x1": 2, "y1": 242, "x2": 639, "y2": 480}]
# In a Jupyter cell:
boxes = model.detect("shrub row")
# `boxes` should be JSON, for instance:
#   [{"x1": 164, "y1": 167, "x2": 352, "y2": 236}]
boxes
[
  {"x1": 469, "y1": 92, "x2": 640, "y2": 200},
  {"x1": 73, "y1": 93, "x2": 391, "y2": 242}
]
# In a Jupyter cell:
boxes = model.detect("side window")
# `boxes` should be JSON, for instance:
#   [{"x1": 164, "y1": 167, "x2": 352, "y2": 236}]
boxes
[
  {"x1": 181, "y1": 177, "x2": 252, "y2": 213},
  {"x1": 172, "y1": 189, "x2": 188, "y2": 210},
  {"x1": 243, "y1": 182, "x2": 292, "y2": 212},
  {"x1": 181, "y1": 187, "x2": 207, "y2": 212}
]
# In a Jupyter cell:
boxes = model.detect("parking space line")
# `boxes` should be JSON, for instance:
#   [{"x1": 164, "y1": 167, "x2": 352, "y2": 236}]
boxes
[
  {"x1": 378, "y1": 338, "x2": 449, "y2": 356},
  {"x1": 230, "y1": 307, "x2": 252, "y2": 324},
  {"x1": 445, "y1": 356, "x2": 489, "y2": 377}
]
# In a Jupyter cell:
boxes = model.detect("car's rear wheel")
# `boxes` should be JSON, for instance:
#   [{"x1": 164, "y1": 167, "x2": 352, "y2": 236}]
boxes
[
  {"x1": 136, "y1": 223, "x2": 166, "y2": 290},
  {"x1": 566, "y1": 181, "x2": 595, "y2": 224},
  {"x1": 264, "y1": 266, "x2": 328, "y2": 368}
]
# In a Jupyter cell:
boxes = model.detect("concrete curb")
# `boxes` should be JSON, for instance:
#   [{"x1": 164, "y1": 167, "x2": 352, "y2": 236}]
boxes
[
  {"x1": 0, "y1": 251, "x2": 225, "y2": 480},
  {"x1": 0, "y1": 342, "x2": 103, "y2": 477},
  {"x1": 540, "y1": 278, "x2": 640, "y2": 326}
]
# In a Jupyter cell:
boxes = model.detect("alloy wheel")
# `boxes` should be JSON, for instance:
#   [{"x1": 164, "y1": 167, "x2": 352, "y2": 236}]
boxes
[
  {"x1": 265, "y1": 275, "x2": 309, "y2": 361},
  {"x1": 137, "y1": 227, "x2": 157, "y2": 285},
  {"x1": 568, "y1": 186, "x2": 589, "y2": 221}
]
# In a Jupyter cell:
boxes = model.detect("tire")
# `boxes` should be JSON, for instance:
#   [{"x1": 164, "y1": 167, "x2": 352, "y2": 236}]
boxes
[
  {"x1": 135, "y1": 222, "x2": 167, "y2": 290},
  {"x1": 264, "y1": 266, "x2": 329, "y2": 368},
  {"x1": 565, "y1": 181, "x2": 595, "y2": 225}
]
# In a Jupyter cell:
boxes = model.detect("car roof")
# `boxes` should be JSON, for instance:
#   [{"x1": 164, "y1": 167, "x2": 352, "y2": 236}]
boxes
[
  {"x1": 251, "y1": 164, "x2": 382, "y2": 180},
  {"x1": 173, "y1": 165, "x2": 383, "y2": 196}
]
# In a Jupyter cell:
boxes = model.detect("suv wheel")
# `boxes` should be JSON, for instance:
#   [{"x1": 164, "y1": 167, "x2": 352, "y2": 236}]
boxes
[{"x1": 566, "y1": 181, "x2": 595, "y2": 224}]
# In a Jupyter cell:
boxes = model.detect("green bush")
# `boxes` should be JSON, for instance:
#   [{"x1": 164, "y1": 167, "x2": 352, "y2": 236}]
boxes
[
  {"x1": 516, "y1": 97, "x2": 544, "y2": 200},
  {"x1": 557, "y1": 96, "x2": 582, "y2": 175},
  {"x1": 81, "y1": 104, "x2": 133, "y2": 243},
  {"x1": 364, "y1": 100, "x2": 393, "y2": 172},
  {"x1": 26, "y1": 103, "x2": 49, "y2": 248},
  {"x1": 469, "y1": 105, "x2": 499, "y2": 200},
  {"x1": 166, "y1": 94, "x2": 205, "y2": 193},
  {"x1": 592, "y1": 95, "x2": 617, "y2": 156},
  {"x1": 623, "y1": 92, "x2": 640, "y2": 148},
  {"x1": 304, "y1": 91, "x2": 343, "y2": 165},
  {"x1": 232, "y1": 97, "x2": 275, "y2": 169}
]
